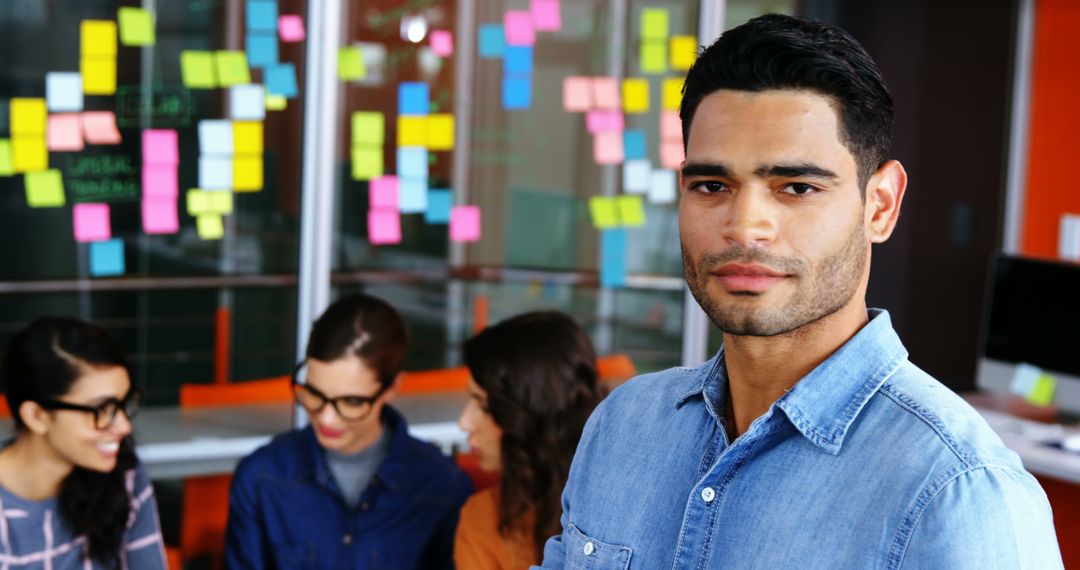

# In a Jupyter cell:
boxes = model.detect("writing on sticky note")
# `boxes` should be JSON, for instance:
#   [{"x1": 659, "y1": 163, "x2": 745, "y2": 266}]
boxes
[
  {"x1": 505, "y1": 11, "x2": 535, "y2": 46},
  {"x1": 593, "y1": 77, "x2": 621, "y2": 110},
  {"x1": 503, "y1": 76, "x2": 532, "y2": 110},
  {"x1": 623, "y1": 159, "x2": 651, "y2": 194},
  {"x1": 199, "y1": 157, "x2": 233, "y2": 190},
  {"x1": 640, "y1": 41, "x2": 667, "y2": 74},
  {"x1": 640, "y1": 8, "x2": 669, "y2": 40},
  {"x1": 247, "y1": 33, "x2": 278, "y2": 68},
  {"x1": 47, "y1": 114, "x2": 84, "y2": 152},
  {"x1": 397, "y1": 116, "x2": 427, "y2": 147},
  {"x1": 73, "y1": 203, "x2": 112, "y2": 243},
  {"x1": 370, "y1": 175, "x2": 399, "y2": 210},
  {"x1": 532, "y1": 0, "x2": 562, "y2": 32},
  {"x1": 81, "y1": 57, "x2": 117, "y2": 95},
  {"x1": 563, "y1": 76, "x2": 593, "y2": 112},
  {"x1": 586, "y1": 110, "x2": 624, "y2": 134},
  {"x1": 594, "y1": 132, "x2": 624, "y2": 165},
  {"x1": 142, "y1": 164, "x2": 178, "y2": 198},
  {"x1": 81, "y1": 20, "x2": 117, "y2": 57},
  {"x1": 234, "y1": 121, "x2": 264, "y2": 155},
  {"x1": 82, "y1": 111, "x2": 122, "y2": 145},
  {"x1": 397, "y1": 147, "x2": 428, "y2": 179},
  {"x1": 216, "y1": 51, "x2": 252, "y2": 86},
  {"x1": 143, "y1": 130, "x2": 179, "y2": 165},
  {"x1": 368, "y1": 209, "x2": 402, "y2": 245},
  {"x1": 229, "y1": 84, "x2": 266, "y2": 120},
  {"x1": 618, "y1": 195, "x2": 646, "y2": 227},
  {"x1": 233, "y1": 155, "x2": 263, "y2": 191},
  {"x1": 430, "y1": 30, "x2": 453, "y2": 57},
  {"x1": 1028, "y1": 373, "x2": 1057, "y2": 407},
  {"x1": 11, "y1": 99, "x2": 47, "y2": 136},
  {"x1": 622, "y1": 78, "x2": 649, "y2": 113},
  {"x1": 662, "y1": 78, "x2": 683, "y2": 111},
  {"x1": 118, "y1": 7, "x2": 155, "y2": 46},
  {"x1": 352, "y1": 112, "x2": 385, "y2": 146},
  {"x1": 600, "y1": 228, "x2": 628, "y2": 287},
  {"x1": 181, "y1": 51, "x2": 217, "y2": 88},
  {"x1": 352, "y1": 146, "x2": 383, "y2": 180},
  {"x1": 199, "y1": 120, "x2": 234, "y2": 155},
  {"x1": 670, "y1": 35, "x2": 697, "y2": 71},
  {"x1": 660, "y1": 141, "x2": 684, "y2": 169},
  {"x1": 648, "y1": 168, "x2": 677, "y2": 204},
  {"x1": 197, "y1": 215, "x2": 225, "y2": 240},
  {"x1": 142, "y1": 197, "x2": 179, "y2": 234},
  {"x1": 398, "y1": 83, "x2": 430, "y2": 115},
  {"x1": 478, "y1": 24, "x2": 506, "y2": 58},
  {"x1": 0, "y1": 140, "x2": 13, "y2": 176},
  {"x1": 426, "y1": 114, "x2": 455, "y2": 151},
  {"x1": 46, "y1": 73, "x2": 83, "y2": 113},
  {"x1": 25, "y1": 170, "x2": 66, "y2": 208},
  {"x1": 265, "y1": 63, "x2": 298, "y2": 98},
  {"x1": 279, "y1": 14, "x2": 305, "y2": 42},
  {"x1": 247, "y1": 0, "x2": 278, "y2": 32},
  {"x1": 12, "y1": 138, "x2": 48, "y2": 173},
  {"x1": 425, "y1": 189, "x2": 452, "y2": 224},
  {"x1": 623, "y1": 131, "x2": 646, "y2": 160},
  {"x1": 589, "y1": 196, "x2": 619, "y2": 229},
  {"x1": 338, "y1": 47, "x2": 366, "y2": 80},
  {"x1": 89, "y1": 239, "x2": 125, "y2": 277},
  {"x1": 450, "y1": 206, "x2": 482, "y2": 242}
]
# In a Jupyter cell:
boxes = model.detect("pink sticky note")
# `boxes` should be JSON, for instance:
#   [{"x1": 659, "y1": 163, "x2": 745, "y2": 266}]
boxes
[
  {"x1": 142, "y1": 164, "x2": 179, "y2": 198},
  {"x1": 279, "y1": 15, "x2": 306, "y2": 42},
  {"x1": 563, "y1": 76, "x2": 593, "y2": 112},
  {"x1": 450, "y1": 205, "x2": 481, "y2": 243},
  {"x1": 73, "y1": 203, "x2": 111, "y2": 243},
  {"x1": 594, "y1": 132, "x2": 624, "y2": 165},
  {"x1": 532, "y1": 0, "x2": 562, "y2": 31},
  {"x1": 82, "y1": 111, "x2": 122, "y2": 145},
  {"x1": 430, "y1": 30, "x2": 454, "y2": 57},
  {"x1": 142, "y1": 197, "x2": 179, "y2": 234},
  {"x1": 660, "y1": 110, "x2": 682, "y2": 143},
  {"x1": 47, "y1": 114, "x2": 84, "y2": 151},
  {"x1": 368, "y1": 209, "x2": 402, "y2": 245},
  {"x1": 660, "y1": 141, "x2": 685, "y2": 169},
  {"x1": 143, "y1": 129, "x2": 179, "y2": 165},
  {"x1": 593, "y1": 78, "x2": 621, "y2": 110},
  {"x1": 586, "y1": 110, "x2": 625, "y2": 134},
  {"x1": 370, "y1": 175, "x2": 399, "y2": 210},
  {"x1": 504, "y1": 11, "x2": 535, "y2": 46}
]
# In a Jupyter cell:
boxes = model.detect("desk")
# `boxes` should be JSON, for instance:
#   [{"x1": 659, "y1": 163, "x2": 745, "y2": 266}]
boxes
[{"x1": 972, "y1": 406, "x2": 1080, "y2": 484}]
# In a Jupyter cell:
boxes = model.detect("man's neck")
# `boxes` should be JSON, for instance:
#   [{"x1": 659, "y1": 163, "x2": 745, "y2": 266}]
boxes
[{"x1": 722, "y1": 301, "x2": 870, "y2": 438}]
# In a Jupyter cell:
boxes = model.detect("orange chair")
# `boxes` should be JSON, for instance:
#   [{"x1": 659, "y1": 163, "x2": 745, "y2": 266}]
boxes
[
  {"x1": 165, "y1": 545, "x2": 182, "y2": 569},
  {"x1": 0, "y1": 395, "x2": 10, "y2": 419},
  {"x1": 179, "y1": 376, "x2": 291, "y2": 407},
  {"x1": 398, "y1": 366, "x2": 471, "y2": 394}
]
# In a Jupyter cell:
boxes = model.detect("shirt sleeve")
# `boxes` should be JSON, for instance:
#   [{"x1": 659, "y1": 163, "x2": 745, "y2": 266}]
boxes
[
  {"x1": 893, "y1": 465, "x2": 1063, "y2": 570},
  {"x1": 122, "y1": 463, "x2": 168, "y2": 569},
  {"x1": 225, "y1": 456, "x2": 269, "y2": 569},
  {"x1": 420, "y1": 469, "x2": 473, "y2": 570}
]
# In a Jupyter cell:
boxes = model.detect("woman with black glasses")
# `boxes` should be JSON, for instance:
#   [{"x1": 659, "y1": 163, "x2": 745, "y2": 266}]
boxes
[
  {"x1": 0, "y1": 317, "x2": 166, "y2": 568},
  {"x1": 226, "y1": 293, "x2": 473, "y2": 569}
]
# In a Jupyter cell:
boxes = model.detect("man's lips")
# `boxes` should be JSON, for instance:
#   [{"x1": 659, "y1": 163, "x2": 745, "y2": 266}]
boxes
[{"x1": 710, "y1": 263, "x2": 789, "y2": 292}]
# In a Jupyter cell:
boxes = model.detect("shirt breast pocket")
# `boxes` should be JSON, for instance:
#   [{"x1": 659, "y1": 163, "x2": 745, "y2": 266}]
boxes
[{"x1": 565, "y1": 522, "x2": 632, "y2": 570}]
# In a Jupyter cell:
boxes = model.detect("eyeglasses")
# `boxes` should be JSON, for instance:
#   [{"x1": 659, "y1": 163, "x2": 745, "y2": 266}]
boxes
[
  {"x1": 291, "y1": 362, "x2": 388, "y2": 421},
  {"x1": 37, "y1": 389, "x2": 141, "y2": 430}
]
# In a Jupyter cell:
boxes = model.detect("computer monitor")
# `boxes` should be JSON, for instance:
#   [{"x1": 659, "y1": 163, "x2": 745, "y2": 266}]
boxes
[{"x1": 976, "y1": 254, "x2": 1080, "y2": 416}]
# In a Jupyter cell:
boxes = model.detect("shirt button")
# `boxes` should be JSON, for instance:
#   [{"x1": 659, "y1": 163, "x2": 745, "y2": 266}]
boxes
[
  {"x1": 701, "y1": 487, "x2": 716, "y2": 503},
  {"x1": 343, "y1": 534, "x2": 352, "y2": 545},
  {"x1": 360, "y1": 502, "x2": 370, "y2": 511},
  {"x1": 583, "y1": 541, "x2": 595, "y2": 556}
]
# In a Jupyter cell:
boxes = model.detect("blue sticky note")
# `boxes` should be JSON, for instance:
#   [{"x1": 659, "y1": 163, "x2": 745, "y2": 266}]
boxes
[
  {"x1": 397, "y1": 147, "x2": 428, "y2": 179},
  {"x1": 425, "y1": 189, "x2": 452, "y2": 223},
  {"x1": 503, "y1": 76, "x2": 532, "y2": 110},
  {"x1": 89, "y1": 239, "x2": 125, "y2": 277},
  {"x1": 246, "y1": 32, "x2": 278, "y2": 67},
  {"x1": 246, "y1": 0, "x2": 278, "y2": 32},
  {"x1": 265, "y1": 63, "x2": 298, "y2": 98},
  {"x1": 600, "y1": 228, "x2": 627, "y2": 287},
  {"x1": 399, "y1": 178, "x2": 428, "y2": 213},
  {"x1": 478, "y1": 24, "x2": 506, "y2": 59},
  {"x1": 624, "y1": 130, "x2": 647, "y2": 160},
  {"x1": 398, "y1": 83, "x2": 430, "y2": 115},
  {"x1": 504, "y1": 46, "x2": 533, "y2": 75}
]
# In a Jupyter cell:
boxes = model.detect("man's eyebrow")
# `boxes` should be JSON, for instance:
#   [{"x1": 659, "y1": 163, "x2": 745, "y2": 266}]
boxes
[
  {"x1": 753, "y1": 163, "x2": 839, "y2": 180},
  {"x1": 681, "y1": 162, "x2": 731, "y2": 178}
]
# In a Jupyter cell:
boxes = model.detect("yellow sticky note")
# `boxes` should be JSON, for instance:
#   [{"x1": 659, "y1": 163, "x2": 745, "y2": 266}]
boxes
[
  {"x1": 11, "y1": 99, "x2": 46, "y2": 136},
  {"x1": 1027, "y1": 373, "x2": 1057, "y2": 406},
  {"x1": 12, "y1": 138, "x2": 48, "y2": 173},
  {"x1": 181, "y1": 51, "x2": 217, "y2": 89},
  {"x1": 338, "y1": 47, "x2": 366, "y2": 80},
  {"x1": 426, "y1": 114, "x2": 455, "y2": 150},
  {"x1": 81, "y1": 57, "x2": 117, "y2": 95},
  {"x1": 670, "y1": 35, "x2": 697, "y2": 71},
  {"x1": 397, "y1": 116, "x2": 427, "y2": 147},
  {"x1": 352, "y1": 112, "x2": 385, "y2": 146},
  {"x1": 233, "y1": 122, "x2": 264, "y2": 154},
  {"x1": 622, "y1": 79, "x2": 649, "y2": 113},
  {"x1": 589, "y1": 196, "x2": 619, "y2": 229},
  {"x1": 662, "y1": 78, "x2": 683, "y2": 111},
  {"x1": 352, "y1": 146, "x2": 383, "y2": 180},
  {"x1": 215, "y1": 51, "x2": 251, "y2": 86},
  {"x1": 233, "y1": 156, "x2": 264, "y2": 191},
  {"x1": 617, "y1": 195, "x2": 646, "y2": 227},
  {"x1": 266, "y1": 94, "x2": 287, "y2": 111},
  {"x1": 118, "y1": 7, "x2": 155, "y2": 46},
  {"x1": 188, "y1": 190, "x2": 234, "y2": 215},
  {"x1": 641, "y1": 8, "x2": 669, "y2": 40},
  {"x1": 641, "y1": 41, "x2": 667, "y2": 74},
  {"x1": 0, "y1": 140, "x2": 13, "y2": 176},
  {"x1": 24, "y1": 169, "x2": 66, "y2": 208},
  {"x1": 197, "y1": 215, "x2": 225, "y2": 240},
  {"x1": 186, "y1": 190, "x2": 208, "y2": 215},
  {"x1": 81, "y1": 20, "x2": 117, "y2": 57}
]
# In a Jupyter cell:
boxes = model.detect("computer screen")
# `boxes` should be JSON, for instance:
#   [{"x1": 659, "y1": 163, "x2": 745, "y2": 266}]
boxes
[{"x1": 977, "y1": 254, "x2": 1080, "y2": 414}]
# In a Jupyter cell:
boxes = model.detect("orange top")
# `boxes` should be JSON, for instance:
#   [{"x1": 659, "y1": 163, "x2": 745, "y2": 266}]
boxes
[{"x1": 454, "y1": 487, "x2": 537, "y2": 570}]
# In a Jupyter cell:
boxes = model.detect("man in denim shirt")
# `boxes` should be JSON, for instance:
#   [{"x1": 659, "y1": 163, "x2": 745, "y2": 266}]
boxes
[{"x1": 540, "y1": 14, "x2": 1062, "y2": 570}]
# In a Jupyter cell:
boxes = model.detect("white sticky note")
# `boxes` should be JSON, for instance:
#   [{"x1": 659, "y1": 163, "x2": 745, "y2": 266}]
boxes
[
  {"x1": 228, "y1": 84, "x2": 266, "y2": 120},
  {"x1": 1059, "y1": 213, "x2": 1080, "y2": 261},
  {"x1": 1009, "y1": 363, "x2": 1042, "y2": 397},
  {"x1": 623, "y1": 159, "x2": 651, "y2": 194},
  {"x1": 199, "y1": 156, "x2": 233, "y2": 189},
  {"x1": 46, "y1": 72, "x2": 84, "y2": 112},
  {"x1": 199, "y1": 120, "x2": 234, "y2": 155},
  {"x1": 399, "y1": 178, "x2": 428, "y2": 213},
  {"x1": 648, "y1": 168, "x2": 677, "y2": 204}
]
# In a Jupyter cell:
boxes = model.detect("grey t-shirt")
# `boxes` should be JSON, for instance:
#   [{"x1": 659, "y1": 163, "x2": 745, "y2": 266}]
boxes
[{"x1": 325, "y1": 421, "x2": 393, "y2": 508}]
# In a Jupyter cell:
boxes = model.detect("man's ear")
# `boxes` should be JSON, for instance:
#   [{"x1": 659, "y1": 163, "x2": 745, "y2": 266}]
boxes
[
  {"x1": 865, "y1": 160, "x2": 907, "y2": 243},
  {"x1": 19, "y1": 401, "x2": 51, "y2": 435}
]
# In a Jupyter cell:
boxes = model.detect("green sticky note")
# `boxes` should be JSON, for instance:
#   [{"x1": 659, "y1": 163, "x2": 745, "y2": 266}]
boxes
[
  {"x1": 351, "y1": 146, "x2": 383, "y2": 181},
  {"x1": 351, "y1": 112, "x2": 385, "y2": 146},
  {"x1": 181, "y1": 51, "x2": 217, "y2": 88},
  {"x1": 215, "y1": 51, "x2": 251, "y2": 86},
  {"x1": 25, "y1": 170, "x2": 66, "y2": 208},
  {"x1": 0, "y1": 140, "x2": 13, "y2": 176},
  {"x1": 118, "y1": 7, "x2": 155, "y2": 46},
  {"x1": 641, "y1": 41, "x2": 668, "y2": 74},
  {"x1": 589, "y1": 196, "x2": 619, "y2": 229},
  {"x1": 338, "y1": 47, "x2": 365, "y2": 80},
  {"x1": 641, "y1": 8, "x2": 669, "y2": 40},
  {"x1": 617, "y1": 195, "x2": 646, "y2": 227},
  {"x1": 1026, "y1": 374, "x2": 1056, "y2": 406}
]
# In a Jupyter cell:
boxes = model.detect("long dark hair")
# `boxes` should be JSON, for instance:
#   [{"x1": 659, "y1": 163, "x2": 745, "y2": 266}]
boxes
[
  {"x1": 0, "y1": 317, "x2": 137, "y2": 566},
  {"x1": 305, "y1": 293, "x2": 409, "y2": 388},
  {"x1": 463, "y1": 311, "x2": 602, "y2": 560}
]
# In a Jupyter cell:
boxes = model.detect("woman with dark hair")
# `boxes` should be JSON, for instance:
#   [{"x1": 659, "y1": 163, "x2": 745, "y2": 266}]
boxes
[
  {"x1": 0, "y1": 317, "x2": 166, "y2": 568},
  {"x1": 455, "y1": 310, "x2": 603, "y2": 569},
  {"x1": 226, "y1": 293, "x2": 473, "y2": 569}
]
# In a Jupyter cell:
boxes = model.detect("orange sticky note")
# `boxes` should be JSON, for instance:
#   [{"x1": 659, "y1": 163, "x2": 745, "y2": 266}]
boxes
[
  {"x1": 563, "y1": 76, "x2": 593, "y2": 112},
  {"x1": 82, "y1": 111, "x2": 122, "y2": 145},
  {"x1": 47, "y1": 114, "x2": 84, "y2": 152},
  {"x1": 593, "y1": 132, "x2": 624, "y2": 165},
  {"x1": 593, "y1": 77, "x2": 621, "y2": 110}
]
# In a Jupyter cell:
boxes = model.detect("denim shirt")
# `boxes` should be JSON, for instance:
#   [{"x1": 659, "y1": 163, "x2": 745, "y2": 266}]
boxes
[
  {"x1": 539, "y1": 310, "x2": 1062, "y2": 569},
  {"x1": 226, "y1": 406, "x2": 473, "y2": 569}
]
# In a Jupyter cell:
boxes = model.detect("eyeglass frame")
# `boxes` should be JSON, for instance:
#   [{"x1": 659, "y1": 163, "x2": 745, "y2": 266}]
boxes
[
  {"x1": 290, "y1": 361, "x2": 390, "y2": 421},
  {"x1": 36, "y1": 388, "x2": 142, "y2": 431}
]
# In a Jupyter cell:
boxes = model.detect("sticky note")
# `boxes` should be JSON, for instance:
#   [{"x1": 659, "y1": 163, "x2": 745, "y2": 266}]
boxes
[
  {"x1": 532, "y1": 0, "x2": 562, "y2": 31},
  {"x1": 617, "y1": 195, "x2": 646, "y2": 227},
  {"x1": 199, "y1": 120, "x2": 234, "y2": 155},
  {"x1": 216, "y1": 51, "x2": 251, "y2": 86},
  {"x1": 397, "y1": 116, "x2": 427, "y2": 147},
  {"x1": 623, "y1": 159, "x2": 651, "y2": 194},
  {"x1": 1009, "y1": 363, "x2": 1041, "y2": 396},
  {"x1": 662, "y1": 78, "x2": 683, "y2": 111},
  {"x1": 73, "y1": 203, "x2": 111, "y2": 243},
  {"x1": 660, "y1": 110, "x2": 682, "y2": 142},
  {"x1": 641, "y1": 41, "x2": 667, "y2": 74},
  {"x1": 426, "y1": 114, "x2": 455, "y2": 151},
  {"x1": 265, "y1": 63, "x2": 298, "y2": 97},
  {"x1": 593, "y1": 77, "x2": 620, "y2": 110},
  {"x1": 450, "y1": 205, "x2": 481, "y2": 242},
  {"x1": 81, "y1": 20, "x2": 117, "y2": 57},
  {"x1": 368, "y1": 209, "x2": 402, "y2": 245},
  {"x1": 338, "y1": 47, "x2": 365, "y2": 80},
  {"x1": 589, "y1": 196, "x2": 619, "y2": 228},
  {"x1": 12, "y1": 138, "x2": 48, "y2": 172},
  {"x1": 82, "y1": 111, "x2": 122, "y2": 144},
  {"x1": 622, "y1": 131, "x2": 646, "y2": 161},
  {"x1": 0, "y1": 140, "x2": 12, "y2": 176},
  {"x1": 370, "y1": 175, "x2": 399, "y2": 210},
  {"x1": 503, "y1": 77, "x2": 532, "y2": 110},
  {"x1": 187, "y1": 189, "x2": 234, "y2": 215},
  {"x1": 233, "y1": 155, "x2": 263, "y2": 191},
  {"x1": 233, "y1": 121, "x2": 264, "y2": 154},
  {"x1": 229, "y1": 84, "x2": 266, "y2": 120},
  {"x1": 118, "y1": 7, "x2": 155, "y2": 46},
  {"x1": 246, "y1": 0, "x2": 278, "y2": 32},
  {"x1": 89, "y1": 239, "x2": 125, "y2": 277},
  {"x1": 594, "y1": 132, "x2": 624, "y2": 164},
  {"x1": 143, "y1": 129, "x2": 179, "y2": 165},
  {"x1": 247, "y1": 33, "x2": 279, "y2": 68},
  {"x1": 641, "y1": 8, "x2": 669, "y2": 40},
  {"x1": 11, "y1": 99, "x2": 47, "y2": 136},
  {"x1": 181, "y1": 51, "x2": 217, "y2": 88},
  {"x1": 352, "y1": 112, "x2": 385, "y2": 146},
  {"x1": 25, "y1": 170, "x2": 66, "y2": 208},
  {"x1": 430, "y1": 30, "x2": 453, "y2": 57},
  {"x1": 199, "y1": 156, "x2": 233, "y2": 189},
  {"x1": 670, "y1": 35, "x2": 697, "y2": 70},
  {"x1": 352, "y1": 146, "x2": 383, "y2": 180},
  {"x1": 1027, "y1": 373, "x2": 1057, "y2": 406},
  {"x1": 478, "y1": 24, "x2": 506, "y2": 58},
  {"x1": 425, "y1": 189, "x2": 452, "y2": 224},
  {"x1": 279, "y1": 14, "x2": 305, "y2": 42},
  {"x1": 505, "y1": 11, "x2": 535, "y2": 46},
  {"x1": 197, "y1": 215, "x2": 225, "y2": 240},
  {"x1": 46, "y1": 73, "x2": 84, "y2": 112},
  {"x1": 622, "y1": 78, "x2": 649, "y2": 113},
  {"x1": 398, "y1": 83, "x2": 430, "y2": 115},
  {"x1": 81, "y1": 57, "x2": 117, "y2": 95},
  {"x1": 586, "y1": 110, "x2": 624, "y2": 134},
  {"x1": 47, "y1": 114, "x2": 84, "y2": 152},
  {"x1": 266, "y1": 94, "x2": 287, "y2": 111},
  {"x1": 142, "y1": 197, "x2": 179, "y2": 234},
  {"x1": 649, "y1": 168, "x2": 677, "y2": 204},
  {"x1": 600, "y1": 228, "x2": 627, "y2": 287},
  {"x1": 142, "y1": 164, "x2": 178, "y2": 198},
  {"x1": 399, "y1": 178, "x2": 428, "y2": 213},
  {"x1": 660, "y1": 141, "x2": 685, "y2": 169},
  {"x1": 563, "y1": 76, "x2": 593, "y2": 112},
  {"x1": 397, "y1": 147, "x2": 428, "y2": 179},
  {"x1": 504, "y1": 46, "x2": 533, "y2": 75}
]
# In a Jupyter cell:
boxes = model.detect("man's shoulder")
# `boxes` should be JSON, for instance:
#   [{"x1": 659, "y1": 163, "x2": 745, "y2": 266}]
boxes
[
  {"x1": 601, "y1": 360, "x2": 712, "y2": 417},
  {"x1": 234, "y1": 427, "x2": 311, "y2": 481}
]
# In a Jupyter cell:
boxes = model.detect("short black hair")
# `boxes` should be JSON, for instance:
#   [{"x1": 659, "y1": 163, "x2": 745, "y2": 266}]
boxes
[
  {"x1": 306, "y1": 293, "x2": 408, "y2": 388},
  {"x1": 680, "y1": 14, "x2": 893, "y2": 189}
]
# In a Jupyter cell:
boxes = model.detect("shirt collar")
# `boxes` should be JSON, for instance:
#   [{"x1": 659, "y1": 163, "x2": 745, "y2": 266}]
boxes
[{"x1": 305, "y1": 405, "x2": 412, "y2": 492}]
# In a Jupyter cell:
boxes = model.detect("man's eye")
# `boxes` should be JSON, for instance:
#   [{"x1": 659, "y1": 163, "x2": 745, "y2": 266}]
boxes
[
  {"x1": 691, "y1": 181, "x2": 727, "y2": 193},
  {"x1": 782, "y1": 183, "x2": 817, "y2": 196}
]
